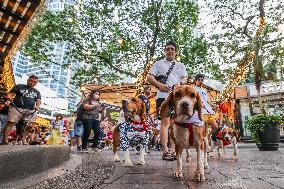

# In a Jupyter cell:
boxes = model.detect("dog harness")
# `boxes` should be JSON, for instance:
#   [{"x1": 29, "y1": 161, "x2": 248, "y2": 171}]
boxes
[
  {"x1": 215, "y1": 125, "x2": 231, "y2": 146},
  {"x1": 175, "y1": 111, "x2": 204, "y2": 146},
  {"x1": 118, "y1": 121, "x2": 151, "y2": 150}
]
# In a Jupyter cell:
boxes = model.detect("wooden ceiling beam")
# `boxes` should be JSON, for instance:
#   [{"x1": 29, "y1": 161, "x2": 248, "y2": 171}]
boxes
[
  {"x1": 0, "y1": 40, "x2": 11, "y2": 47},
  {"x1": 0, "y1": 6, "x2": 28, "y2": 24},
  {"x1": 0, "y1": 24, "x2": 19, "y2": 36}
]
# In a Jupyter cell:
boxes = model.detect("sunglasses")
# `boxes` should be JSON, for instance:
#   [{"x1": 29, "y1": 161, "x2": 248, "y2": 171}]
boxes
[{"x1": 165, "y1": 47, "x2": 176, "y2": 51}]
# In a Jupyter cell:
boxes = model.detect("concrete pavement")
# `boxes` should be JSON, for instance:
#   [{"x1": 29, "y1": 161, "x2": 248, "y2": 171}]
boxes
[
  {"x1": 0, "y1": 143, "x2": 283, "y2": 189},
  {"x1": 100, "y1": 144, "x2": 284, "y2": 189}
]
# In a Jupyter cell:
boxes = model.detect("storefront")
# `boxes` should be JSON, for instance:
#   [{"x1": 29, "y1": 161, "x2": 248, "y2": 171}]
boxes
[{"x1": 235, "y1": 80, "x2": 284, "y2": 138}]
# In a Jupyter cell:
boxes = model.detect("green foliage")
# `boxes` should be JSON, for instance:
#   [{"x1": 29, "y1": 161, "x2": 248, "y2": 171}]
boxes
[
  {"x1": 203, "y1": 0, "x2": 284, "y2": 83},
  {"x1": 246, "y1": 114, "x2": 283, "y2": 144},
  {"x1": 21, "y1": 0, "x2": 212, "y2": 86}
]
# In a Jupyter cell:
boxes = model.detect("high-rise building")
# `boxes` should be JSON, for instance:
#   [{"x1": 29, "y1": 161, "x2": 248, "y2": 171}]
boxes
[{"x1": 12, "y1": 0, "x2": 79, "y2": 110}]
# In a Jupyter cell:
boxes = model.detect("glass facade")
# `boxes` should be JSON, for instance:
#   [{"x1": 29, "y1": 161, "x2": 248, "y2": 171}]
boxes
[{"x1": 12, "y1": 0, "x2": 79, "y2": 110}]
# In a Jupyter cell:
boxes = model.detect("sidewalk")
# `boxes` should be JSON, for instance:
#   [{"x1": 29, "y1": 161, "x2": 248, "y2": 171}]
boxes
[
  {"x1": 100, "y1": 145, "x2": 284, "y2": 189},
  {"x1": 1, "y1": 143, "x2": 283, "y2": 189}
]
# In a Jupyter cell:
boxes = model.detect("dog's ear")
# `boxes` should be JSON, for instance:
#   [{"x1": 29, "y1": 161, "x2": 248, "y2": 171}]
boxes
[
  {"x1": 195, "y1": 93, "x2": 203, "y2": 121},
  {"x1": 160, "y1": 91, "x2": 174, "y2": 119}
]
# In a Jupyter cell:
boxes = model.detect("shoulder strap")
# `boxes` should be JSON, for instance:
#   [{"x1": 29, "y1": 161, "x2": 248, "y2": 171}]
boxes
[{"x1": 164, "y1": 61, "x2": 176, "y2": 83}]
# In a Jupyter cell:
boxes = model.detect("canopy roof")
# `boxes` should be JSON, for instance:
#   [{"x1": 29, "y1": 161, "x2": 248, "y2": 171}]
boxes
[
  {"x1": 0, "y1": 0, "x2": 44, "y2": 62},
  {"x1": 80, "y1": 83, "x2": 156, "y2": 105},
  {"x1": 81, "y1": 82, "x2": 219, "y2": 106}
]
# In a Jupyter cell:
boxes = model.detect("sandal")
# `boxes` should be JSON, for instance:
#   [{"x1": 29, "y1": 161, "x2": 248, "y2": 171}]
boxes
[
  {"x1": 162, "y1": 152, "x2": 174, "y2": 161},
  {"x1": 171, "y1": 153, "x2": 177, "y2": 160}
]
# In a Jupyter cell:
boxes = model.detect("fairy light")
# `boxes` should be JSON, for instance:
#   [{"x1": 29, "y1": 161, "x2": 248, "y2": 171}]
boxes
[
  {"x1": 218, "y1": 16, "x2": 266, "y2": 102},
  {"x1": 135, "y1": 58, "x2": 155, "y2": 96},
  {"x1": 0, "y1": 2, "x2": 46, "y2": 92},
  {"x1": 178, "y1": 28, "x2": 183, "y2": 33}
]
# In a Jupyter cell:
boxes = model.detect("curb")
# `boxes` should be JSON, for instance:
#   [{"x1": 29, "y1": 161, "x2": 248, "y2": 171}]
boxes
[{"x1": 0, "y1": 145, "x2": 70, "y2": 183}]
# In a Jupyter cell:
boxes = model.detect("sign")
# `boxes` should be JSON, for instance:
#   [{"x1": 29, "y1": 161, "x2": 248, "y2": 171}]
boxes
[
  {"x1": 261, "y1": 81, "x2": 284, "y2": 94},
  {"x1": 248, "y1": 81, "x2": 284, "y2": 96}
]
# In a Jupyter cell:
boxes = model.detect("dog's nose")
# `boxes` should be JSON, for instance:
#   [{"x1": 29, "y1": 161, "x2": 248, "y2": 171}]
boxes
[{"x1": 181, "y1": 102, "x2": 189, "y2": 108}]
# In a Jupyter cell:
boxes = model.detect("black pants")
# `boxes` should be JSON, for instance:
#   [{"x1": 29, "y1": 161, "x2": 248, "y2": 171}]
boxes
[{"x1": 82, "y1": 119, "x2": 101, "y2": 149}]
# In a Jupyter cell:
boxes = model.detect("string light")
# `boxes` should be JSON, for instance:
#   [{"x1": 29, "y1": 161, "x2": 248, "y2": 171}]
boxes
[
  {"x1": 218, "y1": 16, "x2": 266, "y2": 102},
  {"x1": 0, "y1": 2, "x2": 48, "y2": 125},
  {"x1": 178, "y1": 28, "x2": 183, "y2": 33}
]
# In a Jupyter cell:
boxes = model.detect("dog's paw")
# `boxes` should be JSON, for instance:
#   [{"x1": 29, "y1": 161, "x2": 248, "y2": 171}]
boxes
[
  {"x1": 204, "y1": 162, "x2": 209, "y2": 169},
  {"x1": 114, "y1": 156, "x2": 121, "y2": 162},
  {"x1": 224, "y1": 155, "x2": 230, "y2": 160},
  {"x1": 137, "y1": 160, "x2": 145, "y2": 165},
  {"x1": 124, "y1": 161, "x2": 133, "y2": 167},
  {"x1": 193, "y1": 171, "x2": 205, "y2": 182},
  {"x1": 174, "y1": 171, "x2": 183, "y2": 178}
]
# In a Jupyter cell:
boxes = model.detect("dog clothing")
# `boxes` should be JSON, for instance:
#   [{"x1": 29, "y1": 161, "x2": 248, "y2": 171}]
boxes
[{"x1": 118, "y1": 121, "x2": 151, "y2": 150}]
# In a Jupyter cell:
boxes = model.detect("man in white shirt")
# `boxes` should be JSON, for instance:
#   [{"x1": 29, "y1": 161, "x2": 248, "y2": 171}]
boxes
[
  {"x1": 147, "y1": 41, "x2": 188, "y2": 161},
  {"x1": 193, "y1": 74, "x2": 218, "y2": 132}
]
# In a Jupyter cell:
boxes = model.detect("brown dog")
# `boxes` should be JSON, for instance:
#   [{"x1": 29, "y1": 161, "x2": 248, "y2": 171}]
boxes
[
  {"x1": 209, "y1": 126, "x2": 238, "y2": 159},
  {"x1": 160, "y1": 85, "x2": 209, "y2": 182},
  {"x1": 112, "y1": 97, "x2": 150, "y2": 166}
]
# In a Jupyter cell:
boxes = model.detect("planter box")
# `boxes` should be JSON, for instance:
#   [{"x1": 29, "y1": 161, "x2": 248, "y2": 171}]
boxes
[{"x1": 257, "y1": 124, "x2": 280, "y2": 151}]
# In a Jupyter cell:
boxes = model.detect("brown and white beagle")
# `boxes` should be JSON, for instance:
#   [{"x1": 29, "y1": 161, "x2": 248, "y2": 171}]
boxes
[
  {"x1": 112, "y1": 97, "x2": 150, "y2": 166},
  {"x1": 209, "y1": 125, "x2": 238, "y2": 159},
  {"x1": 160, "y1": 85, "x2": 209, "y2": 182}
]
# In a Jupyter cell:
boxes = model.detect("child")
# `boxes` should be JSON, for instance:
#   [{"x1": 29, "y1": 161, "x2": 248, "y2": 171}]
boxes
[{"x1": 47, "y1": 114, "x2": 64, "y2": 145}]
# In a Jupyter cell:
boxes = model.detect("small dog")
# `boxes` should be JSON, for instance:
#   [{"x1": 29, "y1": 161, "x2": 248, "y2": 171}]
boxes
[
  {"x1": 209, "y1": 125, "x2": 238, "y2": 159},
  {"x1": 112, "y1": 97, "x2": 151, "y2": 166},
  {"x1": 160, "y1": 85, "x2": 209, "y2": 182}
]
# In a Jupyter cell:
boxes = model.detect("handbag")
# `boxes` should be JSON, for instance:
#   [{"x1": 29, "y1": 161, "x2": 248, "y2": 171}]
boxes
[{"x1": 155, "y1": 61, "x2": 176, "y2": 84}]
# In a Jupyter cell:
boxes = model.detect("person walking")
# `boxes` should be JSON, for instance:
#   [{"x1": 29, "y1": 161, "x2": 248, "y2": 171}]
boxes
[
  {"x1": 147, "y1": 41, "x2": 188, "y2": 161},
  {"x1": 81, "y1": 90, "x2": 105, "y2": 152},
  {"x1": 2, "y1": 75, "x2": 41, "y2": 144},
  {"x1": 193, "y1": 74, "x2": 218, "y2": 132}
]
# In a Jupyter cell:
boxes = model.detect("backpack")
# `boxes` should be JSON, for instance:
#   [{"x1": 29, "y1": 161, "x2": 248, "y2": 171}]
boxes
[{"x1": 76, "y1": 103, "x2": 85, "y2": 121}]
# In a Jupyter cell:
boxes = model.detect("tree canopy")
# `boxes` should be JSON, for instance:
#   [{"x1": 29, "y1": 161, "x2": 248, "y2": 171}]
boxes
[
  {"x1": 21, "y1": 0, "x2": 213, "y2": 86},
  {"x1": 202, "y1": 0, "x2": 284, "y2": 83}
]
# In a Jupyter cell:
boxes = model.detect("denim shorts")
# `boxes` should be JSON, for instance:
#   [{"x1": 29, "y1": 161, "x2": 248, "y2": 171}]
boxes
[{"x1": 74, "y1": 121, "x2": 83, "y2": 137}]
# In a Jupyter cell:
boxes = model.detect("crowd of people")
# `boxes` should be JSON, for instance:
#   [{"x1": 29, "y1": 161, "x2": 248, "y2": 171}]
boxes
[{"x1": 0, "y1": 41, "x2": 236, "y2": 160}]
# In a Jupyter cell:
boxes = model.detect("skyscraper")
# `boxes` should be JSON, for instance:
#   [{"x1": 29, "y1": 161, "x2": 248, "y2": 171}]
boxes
[{"x1": 12, "y1": 0, "x2": 79, "y2": 110}]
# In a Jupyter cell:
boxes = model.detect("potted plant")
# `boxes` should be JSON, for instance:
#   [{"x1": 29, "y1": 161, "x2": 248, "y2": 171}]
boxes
[{"x1": 246, "y1": 114, "x2": 283, "y2": 151}]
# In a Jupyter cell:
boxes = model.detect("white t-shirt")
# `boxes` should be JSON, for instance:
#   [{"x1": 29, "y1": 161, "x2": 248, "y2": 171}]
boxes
[
  {"x1": 150, "y1": 59, "x2": 187, "y2": 99},
  {"x1": 194, "y1": 86, "x2": 214, "y2": 115}
]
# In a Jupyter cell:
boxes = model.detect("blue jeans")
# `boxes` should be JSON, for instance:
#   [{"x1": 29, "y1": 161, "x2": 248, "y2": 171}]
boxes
[
  {"x1": 82, "y1": 119, "x2": 101, "y2": 149},
  {"x1": 0, "y1": 114, "x2": 8, "y2": 143}
]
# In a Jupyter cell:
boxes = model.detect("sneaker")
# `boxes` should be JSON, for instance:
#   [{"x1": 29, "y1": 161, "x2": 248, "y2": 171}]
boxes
[
  {"x1": 81, "y1": 148, "x2": 89, "y2": 153},
  {"x1": 77, "y1": 146, "x2": 82, "y2": 152}
]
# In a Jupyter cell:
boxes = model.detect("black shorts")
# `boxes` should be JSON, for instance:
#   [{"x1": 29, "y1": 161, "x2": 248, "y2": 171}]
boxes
[
  {"x1": 156, "y1": 98, "x2": 165, "y2": 110},
  {"x1": 156, "y1": 98, "x2": 172, "y2": 119}
]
